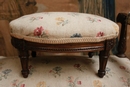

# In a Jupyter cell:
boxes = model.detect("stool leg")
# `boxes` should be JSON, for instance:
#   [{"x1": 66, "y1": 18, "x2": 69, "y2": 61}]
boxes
[
  {"x1": 88, "y1": 52, "x2": 94, "y2": 58},
  {"x1": 19, "y1": 50, "x2": 29, "y2": 78},
  {"x1": 98, "y1": 50, "x2": 109, "y2": 78},
  {"x1": 98, "y1": 39, "x2": 115, "y2": 78},
  {"x1": 31, "y1": 51, "x2": 36, "y2": 57}
]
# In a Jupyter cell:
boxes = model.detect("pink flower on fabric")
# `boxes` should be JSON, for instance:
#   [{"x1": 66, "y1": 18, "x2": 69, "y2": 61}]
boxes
[
  {"x1": 74, "y1": 64, "x2": 81, "y2": 68},
  {"x1": 68, "y1": 76, "x2": 74, "y2": 82},
  {"x1": 49, "y1": 70, "x2": 53, "y2": 73},
  {"x1": 120, "y1": 66, "x2": 126, "y2": 70},
  {"x1": 96, "y1": 32, "x2": 104, "y2": 37},
  {"x1": 28, "y1": 65, "x2": 32, "y2": 69},
  {"x1": 12, "y1": 83, "x2": 17, "y2": 86},
  {"x1": 20, "y1": 84, "x2": 25, "y2": 87},
  {"x1": 98, "y1": 19, "x2": 101, "y2": 22},
  {"x1": 77, "y1": 81, "x2": 82, "y2": 85},
  {"x1": 39, "y1": 17, "x2": 43, "y2": 19},
  {"x1": 34, "y1": 26, "x2": 44, "y2": 36}
]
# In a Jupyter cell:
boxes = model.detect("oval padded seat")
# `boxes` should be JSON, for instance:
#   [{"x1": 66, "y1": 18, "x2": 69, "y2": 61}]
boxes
[{"x1": 10, "y1": 12, "x2": 119, "y2": 44}]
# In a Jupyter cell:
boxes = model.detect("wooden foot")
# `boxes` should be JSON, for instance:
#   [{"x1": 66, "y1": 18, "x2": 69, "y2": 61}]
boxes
[
  {"x1": 116, "y1": 53, "x2": 126, "y2": 58},
  {"x1": 21, "y1": 70, "x2": 29, "y2": 78},
  {"x1": 98, "y1": 70, "x2": 106, "y2": 78}
]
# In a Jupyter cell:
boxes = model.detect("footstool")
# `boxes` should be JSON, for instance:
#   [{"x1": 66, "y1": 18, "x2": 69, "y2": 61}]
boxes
[{"x1": 9, "y1": 12, "x2": 119, "y2": 78}]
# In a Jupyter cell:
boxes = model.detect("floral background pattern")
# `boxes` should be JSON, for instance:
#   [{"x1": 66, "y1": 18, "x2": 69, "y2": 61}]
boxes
[
  {"x1": 67, "y1": 76, "x2": 81, "y2": 87},
  {"x1": 49, "y1": 66, "x2": 62, "y2": 77},
  {"x1": 12, "y1": 79, "x2": 25, "y2": 87},
  {"x1": 0, "y1": 54, "x2": 130, "y2": 87},
  {"x1": 0, "y1": 69, "x2": 12, "y2": 81}
]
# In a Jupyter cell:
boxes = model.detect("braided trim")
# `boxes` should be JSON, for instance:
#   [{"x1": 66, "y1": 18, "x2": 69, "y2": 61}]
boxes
[{"x1": 10, "y1": 33, "x2": 117, "y2": 44}]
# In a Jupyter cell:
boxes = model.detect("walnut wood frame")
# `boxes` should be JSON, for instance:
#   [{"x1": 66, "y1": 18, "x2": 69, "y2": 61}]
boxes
[
  {"x1": 116, "y1": 13, "x2": 129, "y2": 57},
  {"x1": 11, "y1": 37, "x2": 116, "y2": 78}
]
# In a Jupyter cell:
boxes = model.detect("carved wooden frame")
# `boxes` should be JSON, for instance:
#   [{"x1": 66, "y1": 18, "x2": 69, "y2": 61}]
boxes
[
  {"x1": 116, "y1": 13, "x2": 128, "y2": 57},
  {"x1": 11, "y1": 36, "x2": 116, "y2": 78}
]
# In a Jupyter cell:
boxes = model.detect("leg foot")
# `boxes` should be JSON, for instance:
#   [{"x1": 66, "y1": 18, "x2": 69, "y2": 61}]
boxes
[
  {"x1": 21, "y1": 70, "x2": 29, "y2": 78},
  {"x1": 98, "y1": 70, "x2": 105, "y2": 78},
  {"x1": 116, "y1": 53, "x2": 126, "y2": 58}
]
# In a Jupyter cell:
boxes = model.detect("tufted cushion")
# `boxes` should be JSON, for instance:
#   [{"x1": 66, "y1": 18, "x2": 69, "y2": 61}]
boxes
[{"x1": 9, "y1": 12, "x2": 119, "y2": 44}]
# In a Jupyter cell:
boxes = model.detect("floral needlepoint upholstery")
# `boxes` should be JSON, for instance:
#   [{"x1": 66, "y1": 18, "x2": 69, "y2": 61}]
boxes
[{"x1": 9, "y1": 12, "x2": 119, "y2": 44}]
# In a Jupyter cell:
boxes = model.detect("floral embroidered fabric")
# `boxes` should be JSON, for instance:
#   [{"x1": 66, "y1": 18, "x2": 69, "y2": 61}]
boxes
[{"x1": 9, "y1": 12, "x2": 119, "y2": 44}]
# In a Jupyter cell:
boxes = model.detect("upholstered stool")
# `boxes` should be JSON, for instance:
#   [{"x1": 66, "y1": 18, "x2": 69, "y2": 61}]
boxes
[{"x1": 9, "y1": 12, "x2": 119, "y2": 78}]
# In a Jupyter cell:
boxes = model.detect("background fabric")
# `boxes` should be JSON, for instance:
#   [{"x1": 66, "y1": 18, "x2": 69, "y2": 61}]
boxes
[
  {"x1": 0, "y1": 0, "x2": 37, "y2": 21},
  {"x1": 0, "y1": 0, "x2": 37, "y2": 56},
  {"x1": 80, "y1": 0, "x2": 104, "y2": 16},
  {"x1": 0, "y1": 54, "x2": 130, "y2": 87}
]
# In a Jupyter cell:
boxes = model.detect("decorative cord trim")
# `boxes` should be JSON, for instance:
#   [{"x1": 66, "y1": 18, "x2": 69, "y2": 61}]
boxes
[{"x1": 11, "y1": 33, "x2": 118, "y2": 44}]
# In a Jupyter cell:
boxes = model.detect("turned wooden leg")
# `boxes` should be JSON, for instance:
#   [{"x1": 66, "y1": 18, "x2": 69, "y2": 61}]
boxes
[
  {"x1": 88, "y1": 52, "x2": 94, "y2": 58},
  {"x1": 98, "y1": 39, "x2": 115, "y2": 78},
  {"x1": 31, "y1": 51, "x2": 36, "y2": 57},
  {"x1": 98, "y1": 50, "x2": 109, "y2": 78},
  {"x1": 19, "y1": 50, "x2": 29, "y2": 78},
  {"x1": 116, "y1": 13, "x2": 128, "y2": 57}
]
